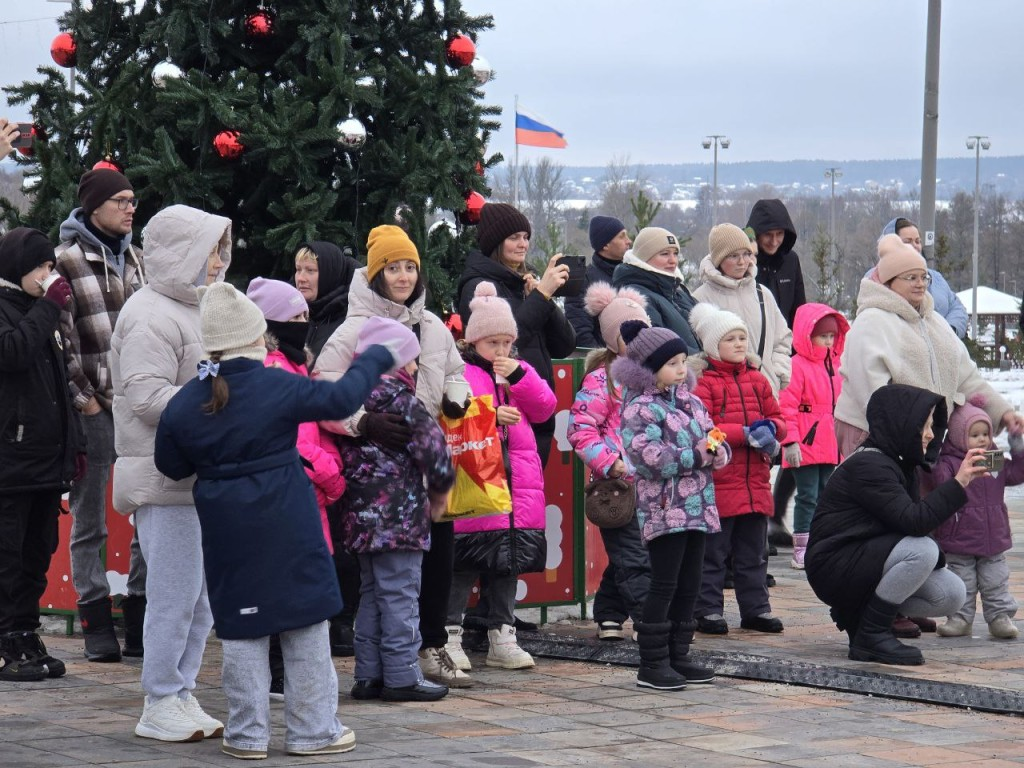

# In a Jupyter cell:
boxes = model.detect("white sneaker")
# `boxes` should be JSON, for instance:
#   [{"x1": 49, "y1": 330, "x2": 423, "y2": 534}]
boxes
[
  {"x1": 134, "y1": 694, "x2": 205, "y2": 742},
  {"x1": 419, "y1": 647, "x2": 473, "y2": 688},
  {"x1": 937, "y1": 617, "x2": 971, "y2": 637},
  {"x1": 485, "y1": 625, "x2": 535, "y2": 669},
  {"x1": 989, "y1": 614, "x2": 1019, "y2": 639},
  {"x1": 444, "y1": 625, "x2": 472, "y2": 671},
  {"x1": 286, "y1": 727, "x2": 356, "y2": 755},
  {"x1": 181, "y1": 693, "x2": 224, "y2": 738},
  {"x1": 597, "y1": 621, "x2": 625, "y2": 641}
]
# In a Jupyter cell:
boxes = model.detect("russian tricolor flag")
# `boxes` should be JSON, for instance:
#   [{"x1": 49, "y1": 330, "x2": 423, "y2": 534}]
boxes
[{"x1": 515, "y1": 106, "x2": 568, "y2": 149}]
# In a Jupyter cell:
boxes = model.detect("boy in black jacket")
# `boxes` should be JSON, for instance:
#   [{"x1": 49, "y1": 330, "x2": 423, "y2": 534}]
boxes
[{"x1": 0, "y1": 227, "x2": 80, "y2": 681}]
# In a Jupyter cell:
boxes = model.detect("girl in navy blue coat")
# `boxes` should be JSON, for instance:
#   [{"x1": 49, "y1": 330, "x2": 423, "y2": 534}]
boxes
[{"x1": 154, "y1": 283, "x2": 396, "y2": 760}]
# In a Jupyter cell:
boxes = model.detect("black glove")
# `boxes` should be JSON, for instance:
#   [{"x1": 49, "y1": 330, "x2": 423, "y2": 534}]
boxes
[
  {"x1": 441, "y1": 393, "x2": 468, "y2": 420},
  {"x1": 360, "y1": 412, "x2": 412, "y2": 451}
]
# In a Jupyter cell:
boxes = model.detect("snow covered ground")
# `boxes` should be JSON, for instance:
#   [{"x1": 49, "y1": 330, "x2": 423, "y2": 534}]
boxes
[{"x1": 979, "y1": 367, "x2": 1024, "y2": 497}]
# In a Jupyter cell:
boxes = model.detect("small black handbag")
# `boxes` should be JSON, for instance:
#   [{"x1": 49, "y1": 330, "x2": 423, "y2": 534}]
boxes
[{"x1": 583, "y1": 477, "x2": 636, "y2": 529}]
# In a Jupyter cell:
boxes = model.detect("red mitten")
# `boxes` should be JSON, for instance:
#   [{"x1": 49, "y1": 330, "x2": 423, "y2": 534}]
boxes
[{"x1": 44, "y1": 276, "x2": 72, "y2": 308}]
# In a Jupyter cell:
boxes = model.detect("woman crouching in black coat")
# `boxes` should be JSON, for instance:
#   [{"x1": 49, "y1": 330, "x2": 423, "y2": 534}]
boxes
[{"x1": 806, "y1": 384, "x2": 990, "y2": 665}]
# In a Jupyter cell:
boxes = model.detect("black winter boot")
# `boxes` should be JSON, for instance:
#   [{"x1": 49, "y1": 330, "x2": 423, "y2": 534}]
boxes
[
  {"x1": 848, "y1": 595, "x2": 924, "y2": 666},
  {"x1": 329, "y1": 615, "x2": 354, "y2": 658},
  {"x1": 634, "y1": 621, "x2": 686, "y2": 691},
  {"x1": 668, "y1": 621, "x2": 715, "y2": 684},
  {"x1": 78, "y1": 598, "x2": 121, "y2": 663},
  {"x1": 120, "y1": 595, "x2": 146, "y2": 658},
  {"x1": 0, "y1": 632, "x2": 48, "y2": 681},
  {"x1": 13, "y1": 631, "x2": 65, "y2": 678}
]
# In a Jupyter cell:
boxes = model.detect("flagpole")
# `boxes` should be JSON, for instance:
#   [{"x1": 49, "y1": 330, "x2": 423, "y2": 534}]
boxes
[{"x1": 513, "y1": 94, "x2": 519, "y2": 208}]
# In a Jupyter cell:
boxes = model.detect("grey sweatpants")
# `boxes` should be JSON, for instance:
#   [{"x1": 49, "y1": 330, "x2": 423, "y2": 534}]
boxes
[
  {"x1": 876, "y1": 536, "x2": 966, "y2": 617},
  {"x1": 222, "y1": 622, "x2": 342, "y2": 753},
  {"x1": 944, "y1": 552, "x2": 1018, "y2": 624},
  {"x1": 136, "y1": 505, "x2": 213, "y2": 700},
  {"x1": 70, "y1": 409, "x2": 146, "y2": 602}
]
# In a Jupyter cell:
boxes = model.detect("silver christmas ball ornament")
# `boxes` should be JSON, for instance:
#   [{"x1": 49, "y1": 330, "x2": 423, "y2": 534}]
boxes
[
  {"x1": 152, "y1": 59, "x2": 183, "y2": 87},
  {"x1": 336, "y1": 116, "x2": 367, "y2": 150}
]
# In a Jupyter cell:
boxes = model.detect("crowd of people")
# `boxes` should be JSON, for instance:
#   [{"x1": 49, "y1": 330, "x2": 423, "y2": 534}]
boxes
[{"x1": 1, "y1": 111, "x2": 1023, "y2": 757}]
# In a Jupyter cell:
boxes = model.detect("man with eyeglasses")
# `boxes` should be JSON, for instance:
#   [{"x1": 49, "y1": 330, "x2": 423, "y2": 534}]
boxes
[{"x1": 55, "y1": 168, "x2": 147, "y2": 664}]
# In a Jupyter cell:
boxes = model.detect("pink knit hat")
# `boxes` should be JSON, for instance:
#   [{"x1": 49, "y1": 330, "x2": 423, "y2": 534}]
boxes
[
  {"x1": 583, "y1": 282, "x2": 649, "y2": 352},
  {"x1": 946, "y1": 394, "x2": 994, "y2": 452},
  {"x1": 246, "y1": 277, "x2": 309, "y2": 322},
  {"x1": 464, "y1": 281, "x2": 518, "y2": 343},
  {"x1": 355, "y1": 316, "x2": 420, "y2": 369},
  {"x1": 876, "y1": 234, "x2": 927, "y2": 284}
]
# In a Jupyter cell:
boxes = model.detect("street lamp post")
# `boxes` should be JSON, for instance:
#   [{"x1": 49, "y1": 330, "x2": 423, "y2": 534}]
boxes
[
  {"x1": 701, "y1": 135, "x2": 730, "y2": 225},
  {"x1": 825, "y1": 167, "x2": 842, "y2": 266},
  {"x1": 967, "y1": 135, "x2": 991, "y2": 340}
]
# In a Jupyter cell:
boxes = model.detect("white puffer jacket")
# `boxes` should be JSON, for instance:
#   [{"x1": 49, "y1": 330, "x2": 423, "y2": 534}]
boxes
[
  {"x1": 314, "y1": 267, "x2": 466, "y2": 434},
  {"x1": 835, "y1": 277, "x2": 1011, "y2": 433},
  {"x1": 110, "y1": 205, "x2": 232, "y2": 513}
]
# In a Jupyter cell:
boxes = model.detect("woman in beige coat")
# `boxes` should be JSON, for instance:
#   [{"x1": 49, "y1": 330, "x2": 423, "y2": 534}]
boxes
[
  {"x1": 313, "y1": 225, "x2": 470, "y2": 689},
  {"x1": 835, "y1": 235, "x2": 1022, "y2": 456},
  {"x1": 692, "y1": 224, "x2": 792, "y2": 396},
  {"x1": 111, "y1": 205, "x2": 231, "y2": 744}
]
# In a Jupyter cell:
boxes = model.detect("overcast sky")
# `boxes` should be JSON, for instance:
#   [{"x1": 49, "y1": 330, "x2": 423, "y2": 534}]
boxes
[{"x1": 3, "y1": 0, "x2": 1021, "y2": 167}]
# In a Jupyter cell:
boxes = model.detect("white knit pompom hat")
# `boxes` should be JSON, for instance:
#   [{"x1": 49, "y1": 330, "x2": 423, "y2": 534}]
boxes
[{"x1": 198, "y1": 282, "x2": 267, "y2": 357}]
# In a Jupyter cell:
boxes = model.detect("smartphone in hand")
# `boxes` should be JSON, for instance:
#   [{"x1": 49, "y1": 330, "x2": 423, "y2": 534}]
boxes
[{"x1": 11, "y1": 123, "x2": 34, "y2": 150}]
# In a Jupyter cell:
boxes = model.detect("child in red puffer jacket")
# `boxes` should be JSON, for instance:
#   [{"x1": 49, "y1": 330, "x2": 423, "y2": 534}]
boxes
[{"x1": 688, "y1": 302, "x2": 787, "y2": 637}]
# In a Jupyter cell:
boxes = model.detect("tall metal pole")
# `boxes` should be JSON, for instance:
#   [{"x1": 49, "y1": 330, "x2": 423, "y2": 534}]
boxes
[
  {"x1": 971, "y1": 138, "x2": 981, "y2": 340},
  {"x1": 513, "y1": 94, "x2": 520, "y2": 207},
  {"x1": 919, "y1": 0, "x2": 941, "y2": 259},
  {"x1": 702, "y1": 135, "x2": 729, "y2": 226},
  {"x1": 712, "y1": 140, "x2": 719, "y2": 226}
]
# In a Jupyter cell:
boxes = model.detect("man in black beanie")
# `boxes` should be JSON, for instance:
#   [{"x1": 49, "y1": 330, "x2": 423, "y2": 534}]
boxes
[
  {"x1": 55, "y1": 168, "x2": 147, "y2": 663},
  {"x1": 564, "y1": 215, "x2": 632, "y2": 348}
]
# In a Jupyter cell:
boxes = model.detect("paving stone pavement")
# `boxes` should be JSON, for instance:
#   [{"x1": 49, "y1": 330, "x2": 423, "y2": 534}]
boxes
[{"x1": 3, "y1": 503, "x2": 1024, "y2": 766}]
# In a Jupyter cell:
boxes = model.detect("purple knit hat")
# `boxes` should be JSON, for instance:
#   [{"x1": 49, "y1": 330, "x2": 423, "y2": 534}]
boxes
[
  {"x1": 355, "y1": 316, "x2": 421, "y2": 369},
  {"x1": 246, "y1": 277, "x2": 308, "y2": 322}
]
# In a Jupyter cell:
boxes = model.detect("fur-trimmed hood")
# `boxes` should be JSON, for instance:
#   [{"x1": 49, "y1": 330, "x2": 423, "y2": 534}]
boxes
[{"x1": 611, "y1": 353, "x2": 697, "y2": 399}]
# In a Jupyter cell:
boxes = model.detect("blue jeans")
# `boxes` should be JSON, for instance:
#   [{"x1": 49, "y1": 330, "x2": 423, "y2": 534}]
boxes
[
  {"x1": 222, "y1": 621, "x2": 342, "y2": 753},
  {"x1": 792, "y1": 464, "x2": 835, "y2": 533}
]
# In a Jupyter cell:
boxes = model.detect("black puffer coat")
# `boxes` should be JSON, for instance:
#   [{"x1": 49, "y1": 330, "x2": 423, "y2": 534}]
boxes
[
  {"x1": 806, "y1": 384, "x2": 966, "y2": 628},
  {"x1": 0, "y1": 283, "x2": 80, "y2": 494},
  {"x1": 564, "y1": 253, "x2": 617, "y2": 348}
]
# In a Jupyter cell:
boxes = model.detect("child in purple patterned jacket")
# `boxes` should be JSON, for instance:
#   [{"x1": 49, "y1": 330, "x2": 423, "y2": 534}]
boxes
[
  {"x1": 612, "y1": 321, "x2": 730, "y2": 692},
  {"x1": 337, "y1": 317, "x2": 455, "y2": 703}
]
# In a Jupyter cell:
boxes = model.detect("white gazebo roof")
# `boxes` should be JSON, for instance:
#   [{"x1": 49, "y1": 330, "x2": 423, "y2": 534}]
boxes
[{"x1": 955, "y1": 286, "x2": 1022, "y2": 316}]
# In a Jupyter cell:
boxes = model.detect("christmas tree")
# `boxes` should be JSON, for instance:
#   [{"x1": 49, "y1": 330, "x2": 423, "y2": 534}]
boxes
[{"x1": 3, "y1": 0, "x2": 499, "y2": 308}]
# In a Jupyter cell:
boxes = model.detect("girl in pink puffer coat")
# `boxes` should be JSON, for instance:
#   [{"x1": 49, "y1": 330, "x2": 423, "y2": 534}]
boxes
[
  {"x1": 445, "y1": 282, "x2": 556, "y2": 672},
  {"x1": 778, "y1": 302, "x2": 849, "y2": 569},
  {"x1": 247, "y1": 279, "x2": 346, "y2": 551}
]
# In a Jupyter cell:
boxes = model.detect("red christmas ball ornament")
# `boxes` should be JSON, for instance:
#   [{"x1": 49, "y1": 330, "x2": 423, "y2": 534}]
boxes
[
  {"x1": 445, "y1": 34, "x2": 475, "y2": 68},
  {"x1": 93, "y1": 157, "x2": 122, "y2": 172},
  {"x1": 474, "y1": 161, "x2": 484, "y2": 176},
  {"x1": 50, "y1": 32, "x2": 78, "y2": 68},
  {"x1": 244, "y1": 10, "x2": 275, "y2": 40},
  {"x1": 213, "y1": 130, "x2": 244, "y2": 159},
  {"x1": 459, "y1": 190, "x2": 486, "y2": 225}
]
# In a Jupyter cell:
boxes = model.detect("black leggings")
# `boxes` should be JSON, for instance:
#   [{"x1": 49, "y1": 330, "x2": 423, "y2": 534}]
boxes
[{"x1": 641, "y1": 531, "x2": 706, "y2": 625}]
